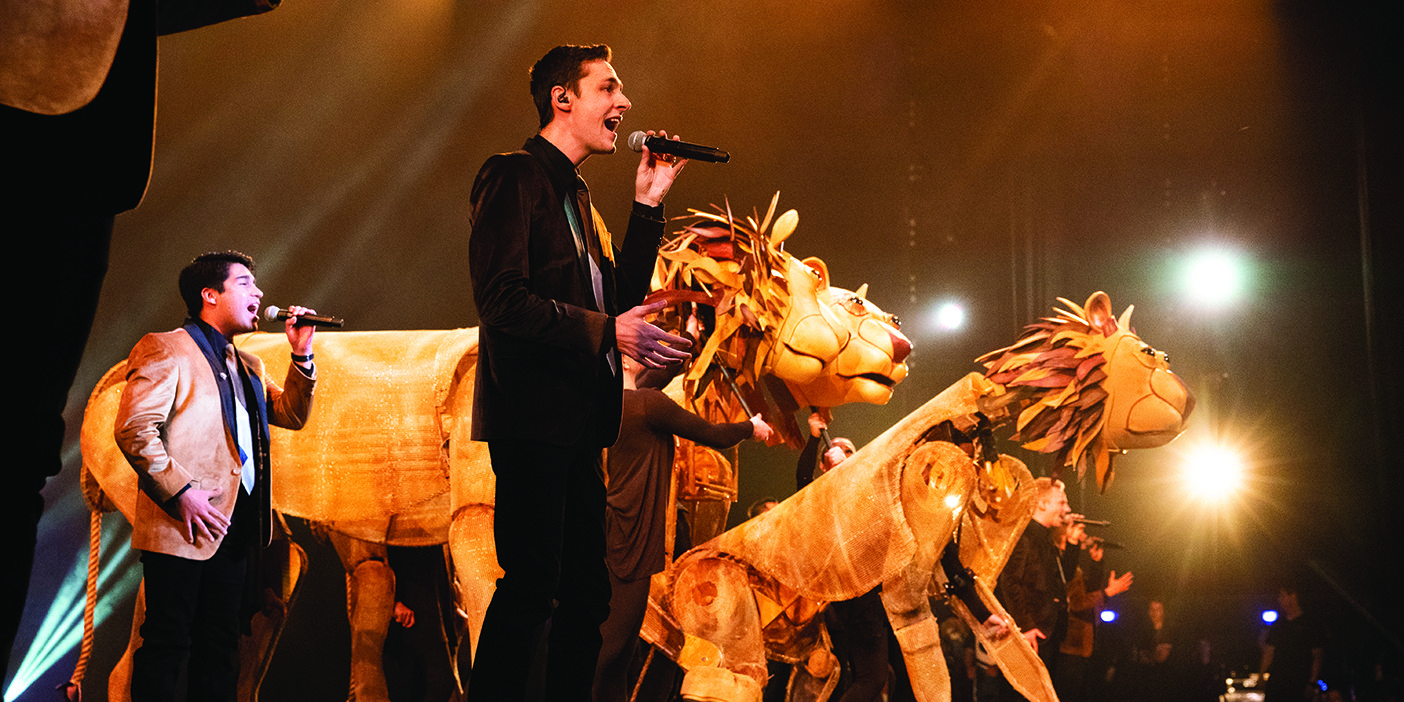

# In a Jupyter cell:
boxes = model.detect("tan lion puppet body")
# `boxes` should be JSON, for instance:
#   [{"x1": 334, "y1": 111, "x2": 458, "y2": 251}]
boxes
[
  {"x1": 646, "y1": 292, "x2": 1194, "y2": 702},
  {"x1": 76, "y1": 196, "x2": 914, "y2": 701}
]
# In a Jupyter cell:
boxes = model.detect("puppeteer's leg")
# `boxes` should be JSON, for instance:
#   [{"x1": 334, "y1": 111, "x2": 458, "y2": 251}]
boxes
[
  {"x1": 683, "y1": 499, "x2": 732, "y2": 545},
  {"x1": 109, "y1": 580, "x2": 145, "y2": 702},
  {"x1": 329, "y1": 532, "x2": 394, "y2": 702},
  {"x1": 779, "y1": 626, "x2": 840, "y2": 702},
  {"x1": 238, "y1": 518, "x2": 308, "y2": 702}
]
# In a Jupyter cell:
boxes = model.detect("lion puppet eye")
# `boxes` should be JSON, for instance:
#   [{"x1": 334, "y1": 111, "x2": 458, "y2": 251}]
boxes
[
  {"x1": 836, "y1": 294, "x2": 901, "y2": 329},
  {"x1": 1139, "y1": 345, "x2": 1168, "y2": 364},
  {"x1": 840, "y1": 296, "x2": 869, "y2": 317}
]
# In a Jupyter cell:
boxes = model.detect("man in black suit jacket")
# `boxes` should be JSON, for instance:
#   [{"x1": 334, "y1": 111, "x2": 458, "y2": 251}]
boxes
[
  {"x1": 994, "y1": 477, "x2": 1072, "y2": 701},
  {"x1": 466, "y1": 44, "x2": 691, "y2": 702}
]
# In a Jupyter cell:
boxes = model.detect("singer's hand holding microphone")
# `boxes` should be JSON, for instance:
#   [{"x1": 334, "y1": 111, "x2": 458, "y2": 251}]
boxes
[{"x1": 265, "y1": 305, "x2": 341, "y2": 364}]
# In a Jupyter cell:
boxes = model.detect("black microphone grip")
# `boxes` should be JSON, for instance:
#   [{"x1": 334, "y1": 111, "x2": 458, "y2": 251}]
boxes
[
  {"x1": 264, "y1": 306, "x2": 344, "y2": 328},
  {"x1": 627, "y1": 131, "x2": 730, "y2": 163}
]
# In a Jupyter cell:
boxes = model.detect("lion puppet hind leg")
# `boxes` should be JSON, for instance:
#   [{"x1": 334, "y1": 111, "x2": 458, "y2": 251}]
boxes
[
  {"x1": 449, "y1": 503, "x2": 502, "y2": 666},
  {"x1": 672, "y1": 556, "x2": 768, "y2": 702}
]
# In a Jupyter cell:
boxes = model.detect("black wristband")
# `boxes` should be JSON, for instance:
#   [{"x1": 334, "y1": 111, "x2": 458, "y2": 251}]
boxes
[{"x1": 292, "y1": 352, "x2": 314, "y2": 363}]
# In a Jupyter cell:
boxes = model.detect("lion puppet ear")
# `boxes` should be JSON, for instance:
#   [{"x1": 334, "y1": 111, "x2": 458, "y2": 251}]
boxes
[
  {"x1": 801, "y1": 257, "x2": 831, "y2": 290},
  {"x1": 1083, "y1": 291, "x2": 1119, "y2": 338}
]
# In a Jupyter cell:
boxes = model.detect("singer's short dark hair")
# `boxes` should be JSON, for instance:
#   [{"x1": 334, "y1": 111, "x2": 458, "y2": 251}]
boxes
[
  {"x1": 179, "y1": 251, "x2": 255, "y2": 318},
  {"x1": 529, "y1": 44, "x2": 612, "y2": 129}
]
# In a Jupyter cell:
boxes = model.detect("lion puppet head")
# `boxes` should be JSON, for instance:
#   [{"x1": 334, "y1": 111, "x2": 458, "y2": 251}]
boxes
[
  {"x1": 650, "y1": 194, "x2": 911, "y2": 445},
  {"x1": 977, "y1": 291, "x2": 1194, "y2": 491}
]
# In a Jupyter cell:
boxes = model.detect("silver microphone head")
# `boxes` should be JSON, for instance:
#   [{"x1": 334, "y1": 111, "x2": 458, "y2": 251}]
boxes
[
  {"x1": 627, "y1": 130, "x2": 648, "y2": 153},
  {"x1": 263, "y1": 306, "x2": 283, "y2": 322}
]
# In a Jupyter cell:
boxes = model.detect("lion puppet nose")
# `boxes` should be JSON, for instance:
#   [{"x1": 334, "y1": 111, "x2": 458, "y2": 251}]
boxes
[{"x1": 889, "y1": 328, "x2": 912, "y2": 364}]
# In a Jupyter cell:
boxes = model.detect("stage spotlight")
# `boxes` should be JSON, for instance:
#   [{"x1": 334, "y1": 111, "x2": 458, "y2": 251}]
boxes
[
  {"x1": 1182, "y1": 444, "x2": 1246, "y2": 502},
  {"x1": 4, "y1": 521, "x2": 140, "y2": 702},
  {"x1": 1100, "y1": 610, "x2": 1118, "y2": 623},
  {"x1": 930, "y1": 300, "x2": 966, "y2": 332},
  {"x1": 1262, "y1": 609, "x2": 1279, "y2": 624},
  {"x1": 1181, "y1": 246, "x2": 1249, "y2": 311}
]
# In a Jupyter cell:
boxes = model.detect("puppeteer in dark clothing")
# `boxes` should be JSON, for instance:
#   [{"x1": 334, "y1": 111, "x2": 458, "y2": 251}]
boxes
[
  {"x1": 594, "y1": 387, "x2": 755, "y2": 701},
  {"x1": 1263, "y1": 611, "x2": 1327, "y2": 702}
]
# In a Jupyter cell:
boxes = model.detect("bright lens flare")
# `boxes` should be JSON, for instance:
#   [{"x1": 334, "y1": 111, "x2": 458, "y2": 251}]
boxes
[
  {"x1": 1182, "y1": 248, "x2": 1247, "y2": 310},
  {"x1": 932, "y1": 301, "x2": 965, "y2": 331},
  {"x1": 1182, "y1": 445, "x2": 1246, "y2": 502}
]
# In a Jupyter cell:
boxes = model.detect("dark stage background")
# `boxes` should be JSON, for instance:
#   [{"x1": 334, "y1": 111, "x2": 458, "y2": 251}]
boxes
[{"x1": 8, "y1": 0, "x2": 1401, "y2": 699}]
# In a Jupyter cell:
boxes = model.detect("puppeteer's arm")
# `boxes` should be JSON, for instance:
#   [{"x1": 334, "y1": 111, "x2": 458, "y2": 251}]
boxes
[
  {"x1": 942, "y1": 541, "x2": 995, "y2": 624},
  {"x1": 645, "y1": 391, "x2": 756, "y2": 449}
]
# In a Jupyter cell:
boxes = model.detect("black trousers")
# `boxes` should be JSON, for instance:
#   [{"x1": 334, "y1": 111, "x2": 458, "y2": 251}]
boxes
[
  {"x1": 132, "y1": 537, "x2": 248, "y2": 702},
  {"x1": 467, "y1": 439, "x2": 611, "y2": 702},
  {"x1": 827, "y1": 588, "x2": 890, "y2": 702},
  {"x1": 594, "y1": 572, "x2": 651, "y2": 702},
  {"x1": 5, "y1": 212, "x2": 113, "y2": 674},
  {"x1": 384, "y1": 545, "x2": 459, "y2": 702}
]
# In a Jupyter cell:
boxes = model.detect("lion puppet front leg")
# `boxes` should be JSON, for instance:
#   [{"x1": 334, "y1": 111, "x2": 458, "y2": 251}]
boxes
[{"x1": 672, "y1": 555, "x2": 770, "y2": 702}]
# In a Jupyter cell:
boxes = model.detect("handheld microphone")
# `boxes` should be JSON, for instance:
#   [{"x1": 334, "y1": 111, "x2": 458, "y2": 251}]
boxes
[
  {"x1": 627, "y1": 131, "x2": 730, "y2": 163},
  {"x1": 1072, "y1": 517, "x2": 1112, "y2": 526},
  {"x1": 264, "y1": 306, "x2": 344, "y2": 328},
  {"x1": 1088, "y1": 537, "x2": 1126, "y2": 550}
]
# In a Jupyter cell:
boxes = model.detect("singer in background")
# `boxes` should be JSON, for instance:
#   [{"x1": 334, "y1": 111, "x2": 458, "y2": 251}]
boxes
[
  {"x1": 992, "y1": 478, "x2": 1072, "y2": 702},
  {"x1": 1054, "y1": 520, "x2": 1133, "y2": 702},
  {"x1": 113, "y1": 251, "x2": 317, "y2": 701},
  {"x1": 466, "y1": 44, "x2": 691, "y2": 702}
]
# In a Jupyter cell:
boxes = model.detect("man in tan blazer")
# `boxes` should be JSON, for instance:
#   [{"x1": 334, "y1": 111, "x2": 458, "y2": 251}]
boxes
[{"x1": 114, "y1": 250, "x2": 317, "y2": 701}]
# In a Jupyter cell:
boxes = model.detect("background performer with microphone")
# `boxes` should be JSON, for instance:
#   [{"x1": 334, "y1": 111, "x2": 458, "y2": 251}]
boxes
[
  {"x1": 466, "y1": 44, "x2": 692, "y2": 702},
  {"x1": 113, "y1": 251, "x2": 318, "y2": 701}
]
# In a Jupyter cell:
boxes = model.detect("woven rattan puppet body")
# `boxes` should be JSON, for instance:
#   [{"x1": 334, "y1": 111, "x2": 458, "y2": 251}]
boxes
[{"x1": 645, "y1": 292, "x2": 1193, "y2": 702}]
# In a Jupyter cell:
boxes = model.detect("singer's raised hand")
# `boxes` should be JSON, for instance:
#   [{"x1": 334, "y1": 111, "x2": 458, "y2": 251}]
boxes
[
  {"x1": 1106, "y1": 570, "x2": 1134, "y2": 598},
  {"x1": 282, "y1": 305, "x2": 317, "y2": 357},
  {"x1": 634, "y1": 130, "x2": 687, "y2": 207}
]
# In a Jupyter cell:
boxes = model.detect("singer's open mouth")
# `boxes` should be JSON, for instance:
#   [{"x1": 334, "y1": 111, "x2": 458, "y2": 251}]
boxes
[{"x1": 605, "y1": 116, "x2": 621, "y2": 132}]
